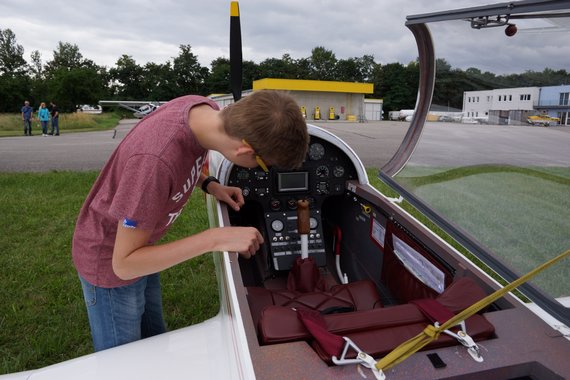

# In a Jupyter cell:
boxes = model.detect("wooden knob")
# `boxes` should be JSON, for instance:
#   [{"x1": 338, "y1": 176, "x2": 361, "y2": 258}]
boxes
[{"x1": 297, "y1": 199, "x2": 310, "y2": 235}]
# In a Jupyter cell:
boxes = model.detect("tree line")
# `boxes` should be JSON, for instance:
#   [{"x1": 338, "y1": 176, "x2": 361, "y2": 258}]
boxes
[{"x1": 1, "y1": 28, "x2": 569, "y2": 115}]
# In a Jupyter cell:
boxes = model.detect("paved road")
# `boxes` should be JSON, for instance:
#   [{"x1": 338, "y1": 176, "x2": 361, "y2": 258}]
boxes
[
  {"x1": 0, "y1": 120, "x2": 134, "y2": 172},
  {"x1": 1, "y1": 119, "x2": 569, "y2": 172}
]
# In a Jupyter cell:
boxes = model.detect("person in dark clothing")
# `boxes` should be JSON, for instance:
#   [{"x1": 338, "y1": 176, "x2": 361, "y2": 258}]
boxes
[{"x1": 49, "y1": 101, "x2": 59, "y2": 135}]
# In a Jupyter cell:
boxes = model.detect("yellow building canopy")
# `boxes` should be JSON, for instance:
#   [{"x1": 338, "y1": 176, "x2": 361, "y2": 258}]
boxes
[{"x1": 253, "y1": 78, "x2": 373, "y2": 94}]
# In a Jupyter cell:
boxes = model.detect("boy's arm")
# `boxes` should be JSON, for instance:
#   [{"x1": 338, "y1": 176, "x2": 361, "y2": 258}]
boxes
[{"x1": 112, "y1": 222, "x2": 262, "y2": 281}]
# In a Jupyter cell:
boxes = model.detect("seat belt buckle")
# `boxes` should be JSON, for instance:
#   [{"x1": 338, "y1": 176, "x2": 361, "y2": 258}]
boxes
[
  {"x1": 332, "y1": 337, "x2": 386, "y2": 380},
  {"x1": 435, "y1": 321, "x2": 484, "y2": 362}
]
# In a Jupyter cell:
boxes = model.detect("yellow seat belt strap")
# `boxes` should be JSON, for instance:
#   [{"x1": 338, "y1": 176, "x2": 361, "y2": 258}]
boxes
[{"x1": 376, "y1": 249, "x2": 570, "y2": 371}]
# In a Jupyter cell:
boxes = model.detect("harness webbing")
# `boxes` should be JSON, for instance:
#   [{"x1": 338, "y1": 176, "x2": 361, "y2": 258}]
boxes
[{"x1": 376, "y1": 249, "x2": 570, "y2": 371}]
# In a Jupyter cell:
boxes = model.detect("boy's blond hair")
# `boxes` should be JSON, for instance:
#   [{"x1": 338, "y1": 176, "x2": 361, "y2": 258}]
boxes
[{"x1": 220, "y1": 90, "x2": 309, "y2": 169}]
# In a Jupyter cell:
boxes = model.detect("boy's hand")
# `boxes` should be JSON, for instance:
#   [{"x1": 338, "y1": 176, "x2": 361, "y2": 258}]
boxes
[
  {"x1": 210, "y1": 227, "x2": 263, "y2": 259},
  {"x1": 208, "y1": 182, "x2": 245, "y2": 211}
]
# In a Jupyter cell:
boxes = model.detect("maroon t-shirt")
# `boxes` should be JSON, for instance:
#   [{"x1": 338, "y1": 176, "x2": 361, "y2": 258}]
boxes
[{"x1": 72, "y1": 95, "x2": 219, "y2": 288}]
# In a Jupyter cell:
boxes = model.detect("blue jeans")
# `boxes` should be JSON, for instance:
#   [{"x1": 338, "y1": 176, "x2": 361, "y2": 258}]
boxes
[
  {"x1": 23, "y1": 119, "x2": 32, "y2": 135},
  {"x1": 40, "y1": 121, "x2": 48, "y2": 134},
  {"x1": 50, "y1": 118, "x2": 59, "y2": 135},
  {"x1": 79, "y1": 273, "x2": 166, "y2": 352}
]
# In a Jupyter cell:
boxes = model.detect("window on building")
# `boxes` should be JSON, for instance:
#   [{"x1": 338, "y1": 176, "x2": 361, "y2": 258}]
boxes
[
  {"x1": 520, "y1": 94, "x2": 524, "y2": 101},
  {"x1": 499, "y1": 95, "x2": 502, "y2": 101},
  {"x1": 528, "y1": 94, "x2": 531, "y2": 101},
  {"x1": 560, "y1": 92, "x2": 569, "y2": 106},
  {"x1": 509, "y1": 95, "x2": 512, "y2": 101}
]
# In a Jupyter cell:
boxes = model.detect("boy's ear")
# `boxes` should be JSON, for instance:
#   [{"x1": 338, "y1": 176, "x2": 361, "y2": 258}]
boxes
[{"x1": 235, "y1": 143, "x2": 254, "y2": 156}]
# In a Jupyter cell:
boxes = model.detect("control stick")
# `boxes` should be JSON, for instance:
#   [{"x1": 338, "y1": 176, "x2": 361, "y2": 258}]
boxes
[
  {"x1": 287, "y1": 198, "x2": 324, "y2": 293},
  {"x1": 297, "y1": 199, "x2": 310, "y2": 259}
]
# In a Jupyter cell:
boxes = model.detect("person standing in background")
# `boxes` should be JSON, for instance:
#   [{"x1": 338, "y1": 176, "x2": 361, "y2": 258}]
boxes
[
  {"x1": 21, "y1": 100, "x2": 33, "y2": 136},
  {"x1": 38, "y1": 102, "x2": 50, "y2": 136},
  {"x1": 50, "y1": 101, "x2": 60, "y2": 136}
]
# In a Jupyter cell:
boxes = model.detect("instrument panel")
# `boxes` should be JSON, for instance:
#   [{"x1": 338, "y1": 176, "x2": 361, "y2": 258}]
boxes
[{"x1": 227, "y1": 136, "x2": 358, "y2": 270}]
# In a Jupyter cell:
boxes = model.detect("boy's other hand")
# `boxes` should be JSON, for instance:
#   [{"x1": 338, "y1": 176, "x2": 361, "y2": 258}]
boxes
[{"x1": 209, "y1": 183, "x2": 245, "y2": 211}]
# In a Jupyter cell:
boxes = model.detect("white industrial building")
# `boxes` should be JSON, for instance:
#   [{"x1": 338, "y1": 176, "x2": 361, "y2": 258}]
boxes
[
  {"x1": 463, "y1": 85, "x2": 570, "y2": 125},
  {"x1": 463, "y1": 87, "x2": 540, "y2": 123}
]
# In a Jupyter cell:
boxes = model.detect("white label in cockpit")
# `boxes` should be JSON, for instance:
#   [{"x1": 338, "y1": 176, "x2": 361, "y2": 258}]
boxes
[
  {"x1": 393, "y1": 236, "x2": 445, "y2": 294},
  {"x1": 371, "y1": 218, "x2": 386, "y2": 248}
]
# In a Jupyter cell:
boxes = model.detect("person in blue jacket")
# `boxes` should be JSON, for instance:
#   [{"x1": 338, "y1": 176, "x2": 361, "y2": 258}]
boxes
[{"x1": 38, "y1": 102, "x2": 50, "y2": 136}]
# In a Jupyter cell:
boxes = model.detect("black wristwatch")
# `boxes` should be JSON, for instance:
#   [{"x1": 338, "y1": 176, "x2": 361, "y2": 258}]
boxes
[{"x1": 201, "y1": 176, "x2": 220, "y2": 194}]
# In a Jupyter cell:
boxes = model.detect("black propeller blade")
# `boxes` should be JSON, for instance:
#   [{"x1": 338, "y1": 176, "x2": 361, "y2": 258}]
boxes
[{"x1": 230, "y1": 1, "x2": 243, "y2": 102}]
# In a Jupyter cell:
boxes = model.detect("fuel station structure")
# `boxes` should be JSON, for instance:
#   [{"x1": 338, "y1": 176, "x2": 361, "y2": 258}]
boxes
[{"x1": 210, "y1": 78, "x2": 377, "y2": 121}]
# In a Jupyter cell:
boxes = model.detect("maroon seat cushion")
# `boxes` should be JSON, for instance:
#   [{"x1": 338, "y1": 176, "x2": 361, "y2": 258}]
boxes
[
  {"x1": 246, "y1": 280, "x2": 383, "y2": 328},
  {"x1": 258, "y1": 277, "x2": 494, "y2": 353},
  {"x1": 311, "y1": 314, "x2": 494, "y2": 364}
]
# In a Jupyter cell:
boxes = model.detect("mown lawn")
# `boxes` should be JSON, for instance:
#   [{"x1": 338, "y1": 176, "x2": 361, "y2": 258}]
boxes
[{"x1": 0, "y1": 171, "x2": 218, "y2": 374}]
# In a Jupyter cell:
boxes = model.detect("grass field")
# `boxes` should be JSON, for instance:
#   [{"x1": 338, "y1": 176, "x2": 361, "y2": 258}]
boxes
[
  {"x1": 0, "y1": 166, "x2": 568, "y2": 375},
  {"x1": 0, "y1": 112, "x2": 122, "y2": 137},
  {"x1": 397, "y1": 165, "x2": 570, "y2": 297},
  {"x1": 0, "y1": 172, "x2": 218, "y2": 374}
]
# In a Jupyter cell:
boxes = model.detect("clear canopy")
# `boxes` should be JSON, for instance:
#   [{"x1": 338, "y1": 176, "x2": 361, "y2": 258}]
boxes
[{"x1": 392, "y1": 9, "x2": 570, "y2": 302}]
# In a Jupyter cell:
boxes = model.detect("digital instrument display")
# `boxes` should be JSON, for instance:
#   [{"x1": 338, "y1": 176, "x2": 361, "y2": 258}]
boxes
[{"x1": 277, "y1": 172, "x2": 309, "y2": 192}]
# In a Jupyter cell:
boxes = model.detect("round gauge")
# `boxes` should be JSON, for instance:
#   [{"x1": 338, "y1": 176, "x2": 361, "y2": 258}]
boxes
[
  {"x1": 333, "y1": 165, "x2": 345, "y2": 178},
  {"x1": 287, "y1": 199, "x2": 298, "y2": 210},
  {"x1": 269, "y1": 198, "x2": 281, "y2": 211},
  {"x1": 271, "y1": 219, "x2": 284, "y2": 232},
  {"x1": 309, "y1": 217, "x2": 318, "y2": 229},
  {"x1": 315, "y1": 165, "x2": 329, "y2": 178},
  {"x1": 308, "y1": 143, "x2": 325, "y2": 161}
]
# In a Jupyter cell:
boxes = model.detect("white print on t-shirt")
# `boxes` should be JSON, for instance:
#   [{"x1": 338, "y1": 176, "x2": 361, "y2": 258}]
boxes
[
  {"x1": 166, "y1": 208, "x2": 184, "y2": 226},
  {"x1": 171, "y1": 156, "x2": 203, "y2": 203},
  {"x1": 167, "y1": 156, "x2": 204, "y2": 227}
]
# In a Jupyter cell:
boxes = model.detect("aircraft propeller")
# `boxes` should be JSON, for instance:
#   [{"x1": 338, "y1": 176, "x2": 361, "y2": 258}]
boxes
[{"x1": 230, "y1": 1, "x2": 243, "y2": 102}]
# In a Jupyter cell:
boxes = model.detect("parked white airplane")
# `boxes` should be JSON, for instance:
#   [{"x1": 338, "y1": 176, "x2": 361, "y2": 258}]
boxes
[
  {"x1": 98, "y1": 100, "x2": 166, "y2": 118},
  {"x1": 3, "y1": 1, "x2": 569, "y2": 379}
]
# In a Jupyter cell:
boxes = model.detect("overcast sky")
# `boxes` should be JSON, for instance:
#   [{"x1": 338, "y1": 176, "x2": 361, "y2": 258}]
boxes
[{"x1": 1, "y1": 0, "x2": 568, "y2": 75}]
